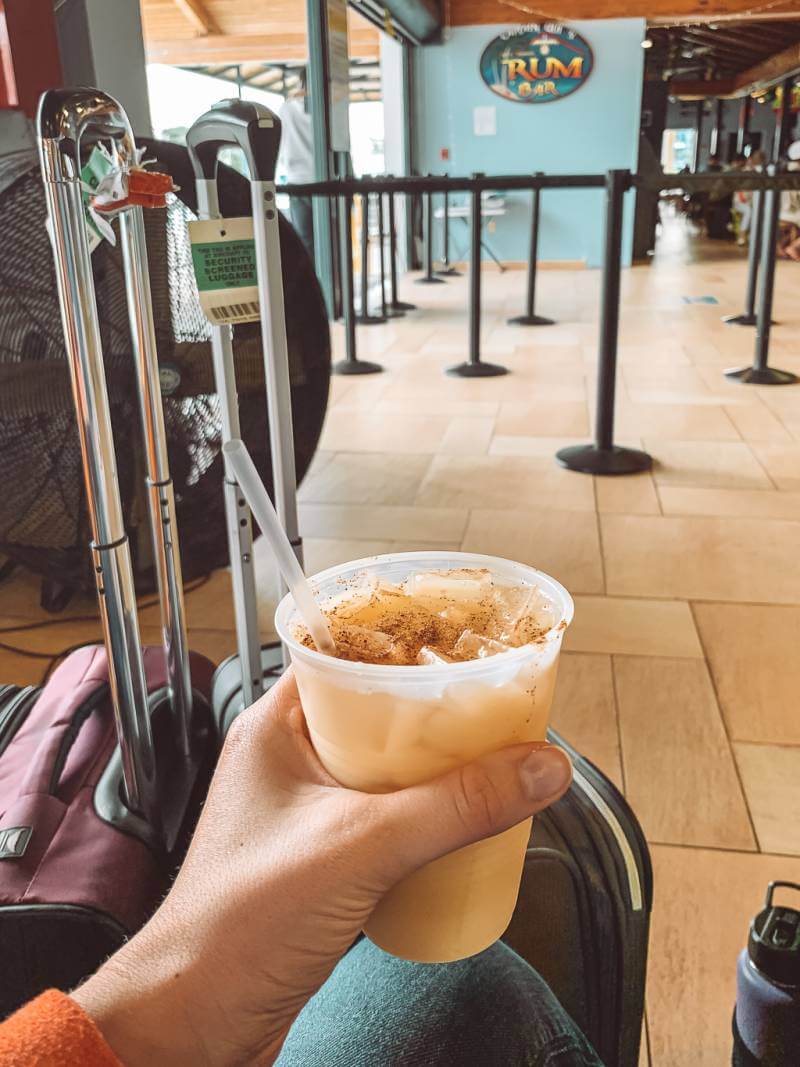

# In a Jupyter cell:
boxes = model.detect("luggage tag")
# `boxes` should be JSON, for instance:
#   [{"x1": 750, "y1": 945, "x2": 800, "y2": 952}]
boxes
[
  {"x1": 188, "y1": 216, "x2": 260, "y2": 325},
  {"x1": 80, "y1": 144, "x2": 117, "y2": 251}
]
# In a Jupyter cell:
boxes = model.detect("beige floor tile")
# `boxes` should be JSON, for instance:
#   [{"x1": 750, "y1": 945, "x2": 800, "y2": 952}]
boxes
[
  {"x1": 658, "y1": 485, "x2": 800, "y2": 520},
  {"x1": 0, "y1": 618, "x2": 104, "y2": 686},
  {"x1": 299, "y1": 502, "x2": 468, "y2": 544},
  {"x1": 462, "y1": 509, "x2": 603, "y2": 594},
  {"x1": 596, "y1": 473, "x2": 660, "y2": 515},
  {"x1": 750, "y1": 443, "x2": 800, "y2": 490},
  {"x1": 489, "y1": 435, "x2": 582, "y2": 458},
  {"x1": 601, "y1": 514, "x2": 800, "y2": 604},
  {"x1": 647, "y1": 846, "x2": 800, "y2": 1067},
  {"x1": 301, "y1": 538, "x2": 396, "y2": 576},
  {"x1": 438, "y1": 416, "x2": 496, "y2": 455},
  {"x1": 734, "y1": 743, "x2": 800, "y2": 855},
  {"x1": 319, "y1": 411, "x2": 450, "y2": 453},
  {"x1": 614, "y1": 656, "x2": 755, "y2": 849},
  {"x1": 646, "y1": 440, "x2": 772, "y2": 490},
  {"x1": 724, "y1": 403, "x2": 794, "y2": 443},
  {"x1": 613, "y1": 402, "x2": 739, "y2": 441},
  {"x1": 495, "y1": 402, "x2": 589, "y2": 438},
  {"x1": 566, "y1": 596, "x2": 702, "y2": 658},
  {"x1": 298, "y1": 452, "x2": 432, "y2": 506},
  {"x1": 416, "y1": 455, "x2": 596, "y2": 511},
  {"x1": 549, "y1": 652, "x2": 623, "y2": 789},
  {"x1": 693, "y1": 602, "x2": 800, "y2": 744}
]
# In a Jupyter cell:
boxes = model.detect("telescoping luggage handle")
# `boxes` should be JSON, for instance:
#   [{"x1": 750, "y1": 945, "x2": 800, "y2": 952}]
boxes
[
  {"x1": 186, "y1": 100, "x2": 302, "y2": 683},
  {"x1": 36, "y1": 88, "x2": 193, "y2": 826}
]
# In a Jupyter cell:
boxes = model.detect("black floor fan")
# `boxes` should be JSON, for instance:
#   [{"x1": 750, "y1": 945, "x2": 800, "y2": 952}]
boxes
[{"x1": 0, "y1": 140, "x2": 331, "y2": 608}]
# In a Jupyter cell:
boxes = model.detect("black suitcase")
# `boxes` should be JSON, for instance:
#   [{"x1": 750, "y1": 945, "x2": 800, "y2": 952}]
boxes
[{"x1": 505, "y1": 730, "x2": 653, "y2": 1067}]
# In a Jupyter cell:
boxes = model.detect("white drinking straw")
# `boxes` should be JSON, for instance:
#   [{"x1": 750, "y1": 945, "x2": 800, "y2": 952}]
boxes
[{"x1": 222, "y1": 439, "x2": 336, "y2": 655}]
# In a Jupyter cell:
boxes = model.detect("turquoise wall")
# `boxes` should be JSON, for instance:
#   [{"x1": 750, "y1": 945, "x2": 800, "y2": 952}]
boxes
[{"x1": 413, "y1": 20, "x2": 646, "y2": 267}]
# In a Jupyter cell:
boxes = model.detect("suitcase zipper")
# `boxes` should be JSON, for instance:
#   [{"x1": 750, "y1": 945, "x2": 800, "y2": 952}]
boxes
[
  {"x1": 571, "y1": 764, "x2": 643, "y2": 912},
  {"x1": 0, "y1": 687, "x2": 41, "y2": 759}
]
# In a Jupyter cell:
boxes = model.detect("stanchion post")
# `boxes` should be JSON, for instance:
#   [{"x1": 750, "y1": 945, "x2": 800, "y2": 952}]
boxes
[
  {"x1": 437, "y1": 177, "x2": 461, "y2": 276},
  {"x1": 387, "y1": 186, "x2": 415, "y2": 312},
  {"x1": 447, "y1": 178, "x2": 508, "y2": 378},
  {"x1": 508, "y1": 173, "x2": 554, "y2": 327},
  {"x1": 334, "y1": 192, "x2": 383, "y2": 375},
  {"x1": 724, "y1": 188, "x2": 765, "y2": 327},
  {"x1": 356, "y1": 190, "x2": 386, "y2": 325},
  {"x1": 556, "y1": 170, "x2": 652, "y2": 474},
  {"x1": 378, "y1": 191, "x2": 402, "y2": 318},
  {"x1": 726, "y1": 171, "x2": 797, "y2": 386},
  {"x1": 417, "y1": 180, "x2": 445, "y2": 285}
]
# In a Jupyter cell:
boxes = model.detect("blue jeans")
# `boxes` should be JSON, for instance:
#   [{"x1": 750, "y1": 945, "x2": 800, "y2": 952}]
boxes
[{"x1": 278, "y1": 939, "x2": 603, "y2": 1066}]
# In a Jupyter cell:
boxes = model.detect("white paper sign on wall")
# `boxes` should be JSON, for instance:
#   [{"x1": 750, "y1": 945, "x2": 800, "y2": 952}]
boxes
[{"x1": 473, "y1": 106, "x2": 497, "y2": 137}]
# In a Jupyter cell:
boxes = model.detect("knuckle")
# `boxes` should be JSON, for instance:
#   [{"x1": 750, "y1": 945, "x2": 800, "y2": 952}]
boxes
[{"x1": 454, "y1": 762, "x2": 507, "y2": 839}]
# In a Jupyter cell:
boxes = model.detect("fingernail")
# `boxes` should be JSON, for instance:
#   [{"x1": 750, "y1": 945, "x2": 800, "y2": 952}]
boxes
[{"x1": 520, "y1": 747, "x2": 571, "y2": 800}]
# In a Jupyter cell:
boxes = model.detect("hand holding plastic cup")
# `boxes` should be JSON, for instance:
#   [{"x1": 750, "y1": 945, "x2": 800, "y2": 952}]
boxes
[{"x1": 276, "y1": 551, "x2": 573, "y2": 963}]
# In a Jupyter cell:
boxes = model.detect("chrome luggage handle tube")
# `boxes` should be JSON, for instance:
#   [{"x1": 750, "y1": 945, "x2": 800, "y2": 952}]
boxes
[
  {"x1": 187, "y1": 100, "x2": 302, "y2": 677},
  {"x1": 37, "y1": 87, "x2": 192, "y2": 822}
]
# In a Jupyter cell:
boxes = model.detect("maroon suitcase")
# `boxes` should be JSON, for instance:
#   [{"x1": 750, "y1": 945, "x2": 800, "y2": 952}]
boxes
[{"x1": 0, "y1": 89, "x2": 220, "y2": 1017}]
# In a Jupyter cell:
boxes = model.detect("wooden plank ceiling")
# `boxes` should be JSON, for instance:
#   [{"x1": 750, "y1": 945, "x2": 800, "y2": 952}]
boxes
[
  {"x1": 447, "y1": 1, "x2": 800, "y2": 24},
  {"x1": 140, "y1": 0, "x2": 380, "y2": 63},
  {"x1": 645, "y1": 20, "x2": 800, "y2": 83}
]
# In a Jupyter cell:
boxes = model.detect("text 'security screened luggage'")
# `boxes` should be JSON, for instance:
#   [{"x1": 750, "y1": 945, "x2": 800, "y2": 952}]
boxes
[
  {"x1": 0, "y1": 89, "x2": 219, "y2": 1018},
  {"x1": 505, "y1": 731, "x2": 653, "y2": 1067}
]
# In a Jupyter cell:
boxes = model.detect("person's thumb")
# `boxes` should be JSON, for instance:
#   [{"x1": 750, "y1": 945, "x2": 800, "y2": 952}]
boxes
[{"x1": 373, "y1": 742, "x2": 572, "y2": 885}]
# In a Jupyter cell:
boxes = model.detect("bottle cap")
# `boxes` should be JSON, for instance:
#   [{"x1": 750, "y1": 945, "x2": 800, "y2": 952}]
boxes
[{"x1": 748, "y1": 882, "x2": 800, "y2": 988}]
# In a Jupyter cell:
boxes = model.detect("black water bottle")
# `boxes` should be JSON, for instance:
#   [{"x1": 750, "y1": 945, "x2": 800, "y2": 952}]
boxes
[{"x1": 733, "y1": 882, "x2": 800, "y2": 1065}]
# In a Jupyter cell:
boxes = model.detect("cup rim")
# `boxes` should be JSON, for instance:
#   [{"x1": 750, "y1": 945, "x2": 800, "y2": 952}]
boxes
[{"x1": 275, "y1": 551, "x2": 574, "y2": 678}]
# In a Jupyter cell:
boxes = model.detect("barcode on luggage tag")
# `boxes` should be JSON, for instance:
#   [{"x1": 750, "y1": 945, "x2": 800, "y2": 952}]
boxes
[{"x1": 208, "y1": 301, "x2": 261, "y2": 323}]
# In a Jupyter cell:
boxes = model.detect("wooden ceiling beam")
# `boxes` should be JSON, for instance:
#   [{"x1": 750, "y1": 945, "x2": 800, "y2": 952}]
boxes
[
  {"x1": 670, "y1": 39, "x2": 800, "y2": 96},
  {"x1": 172, "y1": 0, "x2": 216, "y2": 36}
]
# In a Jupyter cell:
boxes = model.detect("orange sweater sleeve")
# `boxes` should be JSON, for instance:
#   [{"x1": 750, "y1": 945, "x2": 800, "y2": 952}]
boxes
[{"x1": 0, "y1": 990, "x2": 123, "y2": 1066}]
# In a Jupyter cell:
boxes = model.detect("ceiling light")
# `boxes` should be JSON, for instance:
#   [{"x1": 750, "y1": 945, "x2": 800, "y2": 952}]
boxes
[{"x1": 641, "y1": 38, "x2": 653, "y2": 49}]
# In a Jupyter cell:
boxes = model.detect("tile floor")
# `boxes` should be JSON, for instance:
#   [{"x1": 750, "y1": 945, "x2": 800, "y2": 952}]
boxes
[{"x1": 2, "y1": 220, "x2": 800, "y2": 1064}]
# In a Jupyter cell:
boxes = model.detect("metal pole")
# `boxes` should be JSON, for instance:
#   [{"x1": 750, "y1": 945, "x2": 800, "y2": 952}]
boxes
[
  {"x1": 437, "y1": 179, "x2": 461, "y2": 276},
  {"x1": 447, "y1": 179, "x2": 507, "y2": 378},
  {"x1": 726, "y1": 171, "x2": 797, "y2": 386},
  {"x1": 377, "y1": 190, "x2": 400, "y2": 318},
  {"x1": 416, "y1": 183, "x2": 445, "y2": 284},
  {"x1": 723, "y1": 188, "x2": 764, "y2": 326},
  {"x1": 773, "y1": 77, "x2": 794, "y2": 163},
  {"x1": 508, "y1": 176, "x2": 554, "y2": 326},
  {"x1": 693, "y1": 100, "x2": 704, "y2": 173},
  {"x1": 557, "y1": 171, "x2": 652, "y2": 474},
  {"x1": 305, "y1": 0, "x2": 335, "y2": 316},
  {"x1": 388, "y1": 187, "x2": 415, "y2": 312},
  {"x1": 736, "y1": 96, "x2": 751, "y2": 157},
  {"x1": 335, "y1": 192, "x2": 382, "y2": 375},
  {"x1": 710, "y1": 98, "x2": 724, "y2": 160},
  {"x1": 356, "y1": 191, "x2": 386, "y2": 324}
]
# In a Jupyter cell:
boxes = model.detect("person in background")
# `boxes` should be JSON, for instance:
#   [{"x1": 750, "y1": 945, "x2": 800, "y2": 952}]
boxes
[
  {"x1": 704, "y1": 154, "x2": 734, "y2": 239},
  {"x1": 0, "y1": 672, "x2": 598, "y2": 1066},
  {"x1": 278, "y1": 68, "x2": 316, "y2": 261}
]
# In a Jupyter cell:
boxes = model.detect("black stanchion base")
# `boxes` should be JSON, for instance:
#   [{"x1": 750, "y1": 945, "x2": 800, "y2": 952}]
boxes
[
  {"x1": 556, "y1": 443, "x2": 653, "y2": 475},
  {"x1": 725, "y1": 365, "x2": 799, "y2": 386},
  {"x1": 333, "y1": 359, "x2": 384, "y2": 376},
  {"x1": 383, "y1": 307, "x2": 406, "y2": 318},
  {"x1": 722, "y1": 313, "x2": 759, "y2": 327},
  {"x1": 355, "y1": 314, "x2": 388, "y2": 326},
  {"x1": 446, "y1": 361, "x2": 509, "y2": 378},
  {"x1": 437, "y1": 266, "x2": 462, "y2": 276},
  {"x1": 507, "y1": 314, "x2": 556, "y2": 327},
  {"x1": 416, "y1": 274, "x2": 446, "y2": 285},
  {"x1": 390, "y1": 300, "x2": 417, "y2": 312}
]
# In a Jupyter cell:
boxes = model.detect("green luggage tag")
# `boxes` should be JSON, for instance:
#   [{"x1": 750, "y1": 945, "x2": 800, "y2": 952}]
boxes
[
  {"x1": 80, "y1": 145, "x2": 116, "y2": 252},
  {"x1": 188, "y1": 216, "x2": 261, "y2": 325}
]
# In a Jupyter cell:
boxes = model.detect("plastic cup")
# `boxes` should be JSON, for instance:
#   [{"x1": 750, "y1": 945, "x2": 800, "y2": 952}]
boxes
[{"x1": 275, "y1": 551, "x2": 573, "y2": 963}]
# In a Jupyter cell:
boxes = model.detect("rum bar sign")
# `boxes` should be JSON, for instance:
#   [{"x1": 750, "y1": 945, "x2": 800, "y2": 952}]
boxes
[{"x1": 480, "y1": 25, "x2": 593, "y2": 104}]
